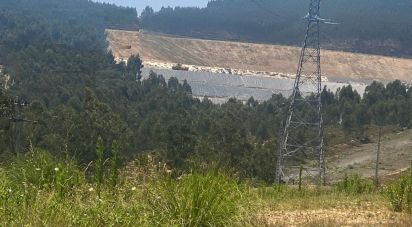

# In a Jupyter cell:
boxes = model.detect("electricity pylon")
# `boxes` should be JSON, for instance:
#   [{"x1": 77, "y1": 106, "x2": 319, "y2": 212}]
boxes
[{"x1": 277, "y1": 0, "x2": 325, "y2": 184}]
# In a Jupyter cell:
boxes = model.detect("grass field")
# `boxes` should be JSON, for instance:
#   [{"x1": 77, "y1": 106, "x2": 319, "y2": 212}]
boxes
[{"x1": 1, "y1": 149, "x2": 412, "y2": 226}]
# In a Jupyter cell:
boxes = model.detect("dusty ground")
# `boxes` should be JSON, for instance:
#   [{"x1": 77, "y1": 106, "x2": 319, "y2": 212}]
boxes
[
  {"x1": 263, "y1": 208, "x2": 412, "y2": 226},
  {"x1": 260, "y1": 129, "x2": 412, "y2": 226},
  {"x1": 106, "y1": 29, "x2": 412, "y2": 84},
  {"x1": 327, "y1": 129, "x2": 412, "y2": 182},
  {"x1": 259, "y1": 191, "x2": 412, "y2": 226}
]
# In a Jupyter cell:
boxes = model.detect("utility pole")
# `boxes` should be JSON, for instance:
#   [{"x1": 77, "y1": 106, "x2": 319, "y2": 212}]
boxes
[
  {"x1": 375, "y1": 127, "x2": 382, "y2": 187},
  {"x1": 277, "y1": 0, "x2": 326, "y2": 184},
  {"x1": 10, "y1": 97, "x2": 37, "y2": 154}
]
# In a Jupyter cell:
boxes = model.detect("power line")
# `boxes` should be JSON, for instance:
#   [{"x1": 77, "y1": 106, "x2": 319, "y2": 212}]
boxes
[
  {"x1": 9, "y1": 97, "x2": 37, "y2": 154},
  {"x1": 277, "y1": 0, "x2": 326, "y2": 185}
]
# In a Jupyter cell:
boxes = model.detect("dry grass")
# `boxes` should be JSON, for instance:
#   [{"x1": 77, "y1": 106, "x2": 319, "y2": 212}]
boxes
[{"x1": 257, "y1": 187, "x2": 412, "y2": 226}]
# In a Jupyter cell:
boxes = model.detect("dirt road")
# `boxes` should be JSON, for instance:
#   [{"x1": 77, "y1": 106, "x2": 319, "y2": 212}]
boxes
[{"x1": 327, "y1": 129, "x2": 412, "y2": 182}]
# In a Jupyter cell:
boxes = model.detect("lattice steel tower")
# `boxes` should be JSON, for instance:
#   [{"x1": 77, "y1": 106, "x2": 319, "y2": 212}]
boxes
[{"x1": 277, "y1": 0, "x2": 325, "y2": 184}]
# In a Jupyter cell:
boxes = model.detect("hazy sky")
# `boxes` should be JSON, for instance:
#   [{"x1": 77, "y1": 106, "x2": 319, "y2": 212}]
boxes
[{"x1": 94, "y1": 0, "x2": 209, "y2": 14}]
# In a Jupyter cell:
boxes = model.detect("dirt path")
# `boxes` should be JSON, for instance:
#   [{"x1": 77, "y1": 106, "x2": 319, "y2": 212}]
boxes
[{"x1": 327, "y1": 129, "x2": 412, "y2": 182}]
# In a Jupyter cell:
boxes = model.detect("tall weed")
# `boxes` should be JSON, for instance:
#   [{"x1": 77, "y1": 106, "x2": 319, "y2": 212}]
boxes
[
  {"x1": 146, "y1": 171, "x2": 248, "y2": 226},
  {"x1": 336, "y1": 175, "x2": 374, "y2": 195},
  {"x1": 7, "y1": 149, "x2": 82, "y2": 200},
  {"x1": 384, "y1": 167, "x2": 412, "y2": 212}
]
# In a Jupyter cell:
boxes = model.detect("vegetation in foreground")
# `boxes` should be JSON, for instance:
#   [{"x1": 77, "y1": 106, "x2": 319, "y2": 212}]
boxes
[
  {"x1": 0, "y1": 149, "x2": 255, "y2": 226},
  {"x1": 0, "y1": 149, "x2": 412, "y2": 226},
  {"x1": 1, "y1": 0, "x2": 412, "y2": 186},
  {"x1": 1, "y1": 0, "x2": 412, "y2": 226}
]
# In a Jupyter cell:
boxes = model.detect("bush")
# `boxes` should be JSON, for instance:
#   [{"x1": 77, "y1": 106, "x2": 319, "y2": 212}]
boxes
[
  {"x1": 336, "y1": 175, "x2": 374, "y2": 195},
  {"x1": 384, "y1": 169, "x2": 412, "y2": 212},
  {"x1": 7, "y1": 149, "x2": 83, "y2": 199},
  {"x1": 146, "y1": 171, "x2": 247, "y2": 226}
]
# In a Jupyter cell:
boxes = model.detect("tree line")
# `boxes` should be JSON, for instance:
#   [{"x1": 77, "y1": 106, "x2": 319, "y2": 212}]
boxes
[
  {"x1": 140, "y1": 0, "x2": 412, "y2": 58},
  {"x1": 0, "y1": 0, "x2": 411, "y2": 184}
]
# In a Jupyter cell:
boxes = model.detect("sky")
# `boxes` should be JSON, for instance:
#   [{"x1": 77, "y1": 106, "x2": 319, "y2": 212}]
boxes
[{"x1": 94, "y1": 0, "x2": 209, "y2": 14}]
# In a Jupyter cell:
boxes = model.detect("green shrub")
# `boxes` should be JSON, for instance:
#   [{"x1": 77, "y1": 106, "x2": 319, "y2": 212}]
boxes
[
  {"x1": 384, "y1": 170, "x2": 412, "y2": 213},
  {"x1": 336, "y1": 175, "x2": 374, "y2": 195},
  {"x1": 7, "y1": 149, "x2": 82, "y2": 200},
  {"x1": 146, "y1": 171, "x2": 247, "y2": 226}
]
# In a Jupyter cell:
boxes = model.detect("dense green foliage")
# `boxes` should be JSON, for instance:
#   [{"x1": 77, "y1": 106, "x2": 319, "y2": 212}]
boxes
[
  {"x1": 0, "y1": 1, "x2": 411, "y2": 225},
  {"x1": 0, "y1": 0, "x2": 137, "y2": 51},
  {"x1": 141, "y1": 0, "x2": 412, "y2": 57},
  {"x1": 0, "y1": 0, "x2": 411, "y2": 185}
]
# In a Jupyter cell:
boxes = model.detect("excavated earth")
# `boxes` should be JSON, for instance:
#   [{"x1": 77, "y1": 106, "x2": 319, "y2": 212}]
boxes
[{"x1": 106, "y1": 29, "x2": 412, "y2": 84}]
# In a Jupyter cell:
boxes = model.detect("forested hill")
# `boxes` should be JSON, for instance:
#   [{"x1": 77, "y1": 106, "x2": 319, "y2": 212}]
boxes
[
  {"x1": 140, "y1": 0, "x2": 412, "y2": 58},
  {"x1": 1, "y1": 0, "x2": 412, "y2": 185},
  {"x1": 0, "y1": 0, "x2": 137, "y2": 51}
]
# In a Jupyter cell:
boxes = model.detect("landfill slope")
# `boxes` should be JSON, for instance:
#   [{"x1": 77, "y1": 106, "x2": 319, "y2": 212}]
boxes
[{"x1": 107, "y1": 29, "x2": 412, "y2": 84}]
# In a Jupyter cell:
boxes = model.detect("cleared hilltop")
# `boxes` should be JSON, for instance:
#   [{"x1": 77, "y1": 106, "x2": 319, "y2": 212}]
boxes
[{"x1": 107, "y1": 29, "x2": 412, "y2": 84}]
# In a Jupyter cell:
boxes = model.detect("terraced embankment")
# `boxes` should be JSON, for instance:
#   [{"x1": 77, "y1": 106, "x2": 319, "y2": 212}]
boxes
[{"x1": 106, "y1": 29, "x2": 412, "y2": 84}]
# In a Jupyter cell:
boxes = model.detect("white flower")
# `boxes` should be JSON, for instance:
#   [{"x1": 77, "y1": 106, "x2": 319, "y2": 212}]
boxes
[
  {"x1": 88, "y1": 187, "x2": 94, "y2": 192},
  {"x1": 131, "y1": 187, "x2": 137, "y2": 191},
  {"x1": 54, "y1": 167, "x2": 59, "y2": 172},
  {"x1": 7, "y1": 189, "x2": 12, "y2": 193},
  {"x1": 35, "y1": 168, "x2": 41, "y2": 171}
]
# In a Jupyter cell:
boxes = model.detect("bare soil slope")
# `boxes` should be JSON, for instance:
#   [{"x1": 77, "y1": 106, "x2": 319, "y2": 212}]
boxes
[
  {"x1": 106, "y1": 29, "x2": 412, "y2": 83},
  {"x1": 327, "y1": 129, "x2": 412, "y2": 182}
]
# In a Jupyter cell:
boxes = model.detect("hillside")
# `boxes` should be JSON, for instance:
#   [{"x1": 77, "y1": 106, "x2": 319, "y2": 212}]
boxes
[
  {"x1": 107, "y1": 29, "x2": 412, "y2": 84},
  {"x1": 327, "y1": 128, "x2": 412, "y2": 182},
  {"x1": 1, "y1": 0, "x2": 412, "y2": 225},
  {"x1": 140, "y1": 0, "x2": 412, "y2": 57},
  {"x1": 0, "y1": 0, "x2": 137, "y2": 51}
]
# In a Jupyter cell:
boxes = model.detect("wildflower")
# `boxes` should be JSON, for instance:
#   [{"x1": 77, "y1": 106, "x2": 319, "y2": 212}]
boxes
[
  {"x1": 54, "y1": 167, "x2": 59, "y2": 172},
  {"x1": 88, "y1": 187, "x2": 94, "y2": 192},
  {"x1": 35, "y1": 168, "x2": 41, "y2": 171},
  {"x1": 131, "y1": 187, "x2": 137, "y2": 191},
  {"x1": 7, "y1": 189, "x2": 12, "y2": 193}
]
